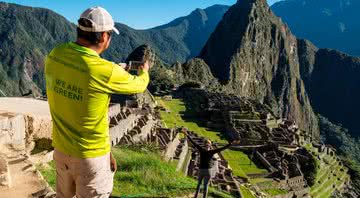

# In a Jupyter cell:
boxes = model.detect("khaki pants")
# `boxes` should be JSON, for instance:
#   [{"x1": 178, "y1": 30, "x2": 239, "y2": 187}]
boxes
[{"x1": 53, "y1": 149, "x2": 114, "y2": 198}]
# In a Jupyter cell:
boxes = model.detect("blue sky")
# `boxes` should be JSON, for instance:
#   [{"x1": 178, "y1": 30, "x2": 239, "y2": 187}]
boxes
[{"x1": 1, "y1": 0, "x2": 281, "y2": 29}]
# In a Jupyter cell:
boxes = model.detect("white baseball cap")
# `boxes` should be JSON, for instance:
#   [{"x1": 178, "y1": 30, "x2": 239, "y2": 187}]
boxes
[{"x1": 78, "y1": 6, "x2": 119, "y2": 34}]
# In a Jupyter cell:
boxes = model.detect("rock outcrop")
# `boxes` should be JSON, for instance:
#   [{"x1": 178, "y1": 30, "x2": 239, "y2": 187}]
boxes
[
  {"x1": 199, "y1": 0, "x2": 319, "y2": 138},
  {"x1": 125, "y1": 44, "x2": 156, "y2": 68},
  {"x1": 173, "y1": 58, "x2": 217, "y2": 87}
]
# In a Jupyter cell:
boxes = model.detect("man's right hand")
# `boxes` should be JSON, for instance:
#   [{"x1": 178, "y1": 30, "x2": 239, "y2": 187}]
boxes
[{"x1": 140, "y1": 61, "x2": 150, "y2": 73}]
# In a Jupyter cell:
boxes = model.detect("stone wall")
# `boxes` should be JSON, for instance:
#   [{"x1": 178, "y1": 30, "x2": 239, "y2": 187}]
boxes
[
  {"x1": 0, "y1": 113, "x2": 26, "y2": 146},
  {"x1": 0, "y1": 98, "x2": 52, "y2": 152}
]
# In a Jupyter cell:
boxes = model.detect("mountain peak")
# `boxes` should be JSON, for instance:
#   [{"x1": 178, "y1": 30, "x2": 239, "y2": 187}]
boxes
[
  {"x1": 200, "y1": 0, "x2": 276, "y2": 81},
  {"x1": 199, "y1": 0, "x2": 319, "y2": 136}
]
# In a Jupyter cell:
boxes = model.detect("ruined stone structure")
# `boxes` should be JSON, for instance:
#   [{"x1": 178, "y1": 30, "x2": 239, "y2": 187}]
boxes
[
  {"x1": 253, "y1": 144, "x2": 311, "y2": 197},
  {"x1": 0, "y1": 98, "x2": 52, "y2": 152},
  {"x1": 176, "y1": 89, "x2": 324, "y2": 197},
  {"x1": 184, "y1": 90, "x2": 306, "y2": 148}
]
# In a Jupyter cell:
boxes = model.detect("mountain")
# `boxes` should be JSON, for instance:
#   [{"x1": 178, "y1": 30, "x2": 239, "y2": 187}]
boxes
[
  {"x1": 298, "y1": 39, "x2": 360, "y2": 138},
  {"x1": 199, "y1": 0, "x2": 319, "y2": 138},
  {"x1": 0, "y1": 2, "x2": 76, "y2": 96},
  {"x1": 271, "y1": 0, "x2": 360, "y2": 56},
  {"x1": 0, "y1": 2, "x2": 229, "y2": 96},
  {"x1": 105, "y1": 4, "x2": 230, "y2": 64}
]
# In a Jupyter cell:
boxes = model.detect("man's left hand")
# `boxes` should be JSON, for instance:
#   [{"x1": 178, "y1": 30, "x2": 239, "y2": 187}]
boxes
[{"x1": 140, "y1": 61, "x2": 150, "y2": 72}]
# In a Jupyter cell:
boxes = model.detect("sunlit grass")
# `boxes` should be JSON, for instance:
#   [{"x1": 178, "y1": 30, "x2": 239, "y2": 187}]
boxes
[
  {"x1": 223, "y1": 150, "x2": 268, "y2": 179},
  {"x1": 159, "y1": 98, "x2": 227, "y2": 143},
  {"x1": 37, "y1": 146, "x2": 232, "y2": 198}
]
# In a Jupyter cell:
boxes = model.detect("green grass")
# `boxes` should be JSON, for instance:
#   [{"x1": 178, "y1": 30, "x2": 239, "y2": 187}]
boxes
[
  {"x1": 37, "y1": 147, "x2": 232, "y2": 198},
  {"x1": 222, "y1": 150, "x2": 267, "y2": 179},
  {"x1": 240, "y1": 185, "x2": 255, "y2": 198},
  {"x1": 37, "y1": 161, "x2": 56, "y2": 189},
  {"x1": 159, "y1": 98, "x2": 227, "y2": 143},
  {"x1": 249, "y1": 178, "x2": 273, "y2": 184},
  {"x1": 264, "y1": 188, "x2": 288, "y2": 196},
  {"x1": 111, "y1": 146, "x2": 196, "y2": 197}
]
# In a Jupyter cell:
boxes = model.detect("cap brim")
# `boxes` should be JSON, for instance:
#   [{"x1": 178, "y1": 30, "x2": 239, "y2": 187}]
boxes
[{"x1": 113, "y1": 27, "x2": 119, "y2": 35}]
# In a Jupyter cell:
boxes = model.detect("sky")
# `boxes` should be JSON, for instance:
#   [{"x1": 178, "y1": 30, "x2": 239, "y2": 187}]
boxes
[{"x1": 1, "y1": 0, "x2": 281, "y2": 29}]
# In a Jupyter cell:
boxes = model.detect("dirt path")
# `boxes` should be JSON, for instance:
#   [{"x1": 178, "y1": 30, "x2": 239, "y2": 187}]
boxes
[{"x1": 0, "y1": 147, "x2": 46, "y2": 197}]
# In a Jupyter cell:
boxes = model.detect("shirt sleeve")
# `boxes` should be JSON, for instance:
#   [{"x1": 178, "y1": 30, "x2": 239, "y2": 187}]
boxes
[{"x1": 107, "y1": 64, "x2": 150, "y2": 94}]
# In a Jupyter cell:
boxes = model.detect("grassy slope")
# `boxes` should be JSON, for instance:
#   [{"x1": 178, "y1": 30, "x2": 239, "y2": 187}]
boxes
[
  {"x1": 158, "y1": 98, "x2": 227, "y2": 143},
  {"x1": 38, "y1": 146, "x2": 232, "y2": 198},
  {"x1": 239, "y1": 185, "x2": 256, "y2": 198}
]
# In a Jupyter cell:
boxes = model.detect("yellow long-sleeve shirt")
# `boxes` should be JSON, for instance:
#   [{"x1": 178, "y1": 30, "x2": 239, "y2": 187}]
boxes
[{"x1": 45, "y1": 42, "x2": 149, "y2": 158}]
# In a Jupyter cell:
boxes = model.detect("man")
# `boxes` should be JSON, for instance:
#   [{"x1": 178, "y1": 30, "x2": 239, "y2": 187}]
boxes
[
  {"x1": 181, "y1": 128, "x2": 240, "y2": 198},
  {"x1": 45, "y1": 7, "x2": 150, "y2": 198}
]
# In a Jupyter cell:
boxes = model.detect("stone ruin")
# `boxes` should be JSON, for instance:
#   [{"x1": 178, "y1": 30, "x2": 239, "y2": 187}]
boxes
[
  {"x1": 200, "y1": 91, "x2": 302, "y2": 147},
  {"x1": 175, "y1": 88, "x2": 322, "y2": 197}
]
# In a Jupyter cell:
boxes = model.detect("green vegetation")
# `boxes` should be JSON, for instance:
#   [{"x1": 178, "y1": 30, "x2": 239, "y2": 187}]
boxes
[
  {"x1": 264, "y1": 188, "x2": 288, "y2": 196},
  {"x1": 37, "y1": 161, "x2": 56, "y2": 189},
  {"x1": 37, "y1": 146, "x2": 232, "y2": 198},
  {"x1": 305, "y1": 144, "x2": 350, "y2": 198},
  {"x1": 240, "y1": 185, "x2": 255, "y2": 198},
  {"x1": 222, "y1": 150, "x2": 267, "y2": 179},
  {"x1": 319, "y1": 115, "x2": 360, "y2": 195},
  {"x1": 159, "y1": 98, "x2": 227, "y2": 143},
  {"x1": 319, "y1": 116, "x2": 360, "y2": 164},
  {"x1": 111, "y1": 146, "x2": 195, "y2": 197},
  {"x1": 0, "y1": 2, "x2": 77, "y2": 96},
  {"x1": 149, "y1": 65, "x2": 175, "y2": 93}
]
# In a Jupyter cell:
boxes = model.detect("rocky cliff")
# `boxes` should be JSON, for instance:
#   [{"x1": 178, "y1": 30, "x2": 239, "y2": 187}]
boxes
[
  {"x1": 298, "y1": 39, "x2": 360, "y2": 138},
  {"x1": 0, "y1": 2, "x2": 76, "y2": 96},
  {"x1": 199, "y1": 0, "x2": 319, "y2": 138}
]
